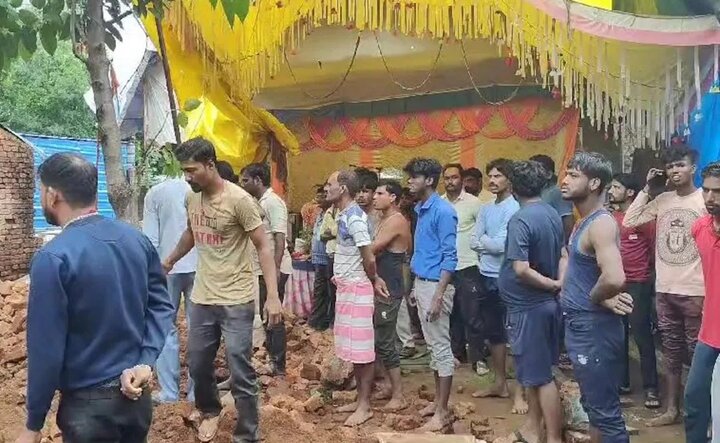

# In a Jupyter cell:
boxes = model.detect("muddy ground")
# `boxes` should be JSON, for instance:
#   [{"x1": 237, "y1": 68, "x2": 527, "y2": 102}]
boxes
[{"x1": 0, "y1": 278, "x2": 685, "y2": 442}]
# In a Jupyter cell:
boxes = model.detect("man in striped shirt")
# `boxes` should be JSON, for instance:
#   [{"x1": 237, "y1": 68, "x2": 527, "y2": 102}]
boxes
[{"x1": 325, "y1": 169, "x2": 389, "y2": 427}]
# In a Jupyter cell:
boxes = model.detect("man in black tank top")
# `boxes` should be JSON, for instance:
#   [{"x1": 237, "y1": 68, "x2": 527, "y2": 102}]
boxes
[
  {"x1": 370, "y1": 179, "x2": 412, "y2": 412},
  {"x1": 560, "y1": 152, "x2": 633, "y2": 443}
]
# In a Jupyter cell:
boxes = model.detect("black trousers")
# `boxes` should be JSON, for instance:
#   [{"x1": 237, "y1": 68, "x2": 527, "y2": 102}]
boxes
[
  {"x1": 259, "y1": 273, "x2": 289, "y2": 374},
  {"x1": 450, "y1": 266, "x2": 486, "y2": 364},
  {"x1": 188, "y1": 302, "x2": 259, "y2": 443},
  {"x1": 308, "y1": 262, "x2": 337, "y2": 331},
  {"x1": 622, "y1": 280, "x2": 659, "y2": 391},
  {"x1": 57, "y1": 386, "x2": 152, "y2": 443}
]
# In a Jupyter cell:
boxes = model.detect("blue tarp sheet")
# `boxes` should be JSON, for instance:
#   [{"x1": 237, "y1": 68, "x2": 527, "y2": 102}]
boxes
[
  {"x1": 23, "y1": 134, "x2": 130, "y2": 232},
  {"x1": 690, "y1": 89, "x2": 720, "y2": 186}
]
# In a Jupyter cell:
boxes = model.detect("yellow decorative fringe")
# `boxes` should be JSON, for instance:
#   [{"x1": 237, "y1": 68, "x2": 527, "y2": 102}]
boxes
[{"x1": 161, "y1": 0, "x2": 705, "y2": 147}]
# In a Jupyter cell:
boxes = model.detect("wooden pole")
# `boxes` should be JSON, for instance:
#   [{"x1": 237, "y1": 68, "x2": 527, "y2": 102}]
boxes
[{"x1": 154, "y1": 15, "x2": 182, "y2": 145}]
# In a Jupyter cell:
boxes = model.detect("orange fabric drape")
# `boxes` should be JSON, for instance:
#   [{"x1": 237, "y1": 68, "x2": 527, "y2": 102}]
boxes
[{"x1": 301, "y1": 99, "x2": 578, "y2": 152}]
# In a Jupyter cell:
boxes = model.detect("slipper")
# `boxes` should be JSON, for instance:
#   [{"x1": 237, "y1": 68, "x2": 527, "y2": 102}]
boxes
[
  {"x1": 644, "y1": 390, "x2": 661, "y2": 409},
  {"x1": 198, "y1": 411, "x2": 224, "y2": 443},
  {"x1": 619, "y1": 386, "x2": 632, "y2": 396}
]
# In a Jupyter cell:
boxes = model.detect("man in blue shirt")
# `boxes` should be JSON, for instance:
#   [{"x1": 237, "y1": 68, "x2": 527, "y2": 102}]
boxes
[
  {"x1": 530, "y1": 154, "x2": 575, "y2": 242},
  {"x1": 143, "y1": 177, "x2": 198, "y2": 404},
  {"x1": 308, "y1": 186, "x2": 334, "y2": 331},
  {"x1": 499, "y1": 160, "x2": 564, "y2": 443},
  {"x1": 17, "y1": 153, "x2": 174, "y2": 443},
  {"x1": 403, "y1": 157, "x2": 458, "y2": 432},
  {"x1": 470, "y1": 158, "x2": 520, "y2": 403}
]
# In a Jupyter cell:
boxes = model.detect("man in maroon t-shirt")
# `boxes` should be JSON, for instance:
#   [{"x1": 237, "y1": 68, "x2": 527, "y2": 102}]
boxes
[{"x1": 609, "y1": 173, "x2": 660, "y2": 409}]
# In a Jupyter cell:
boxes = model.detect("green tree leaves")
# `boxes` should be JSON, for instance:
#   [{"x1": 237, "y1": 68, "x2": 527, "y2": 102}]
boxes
[{"x1": 0, "y1": 42, "x2": 96, "y2": 137}]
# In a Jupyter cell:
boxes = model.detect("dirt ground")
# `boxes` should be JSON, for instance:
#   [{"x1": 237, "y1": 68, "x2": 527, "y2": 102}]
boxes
[{"x1": 0, "y1": 278, "x2": 687, "y2": 442}]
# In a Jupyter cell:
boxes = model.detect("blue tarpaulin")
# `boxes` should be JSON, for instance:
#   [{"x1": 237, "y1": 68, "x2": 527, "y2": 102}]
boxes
[
  {"x1": 23, "y1": 134, "x2": 131, "y2": 232},
  {"x1": 690, "y1": 88, "x2": 720, "y2": 186}
]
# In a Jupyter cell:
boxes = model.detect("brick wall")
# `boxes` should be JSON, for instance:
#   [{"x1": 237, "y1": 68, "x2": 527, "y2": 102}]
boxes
[{"x1": 0, "y1": 128, "x2": 37, "y2": 281}]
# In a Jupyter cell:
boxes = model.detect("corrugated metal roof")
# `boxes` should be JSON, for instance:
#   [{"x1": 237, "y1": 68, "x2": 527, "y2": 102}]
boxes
[{"x1": 22, "y1": 134, "x2": 131, "y2": 232}]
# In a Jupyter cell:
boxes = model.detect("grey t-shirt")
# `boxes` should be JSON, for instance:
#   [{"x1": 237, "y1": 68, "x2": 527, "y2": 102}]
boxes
[{"x1": 541, "y1": 184, "x2": 574, "y2": 218}]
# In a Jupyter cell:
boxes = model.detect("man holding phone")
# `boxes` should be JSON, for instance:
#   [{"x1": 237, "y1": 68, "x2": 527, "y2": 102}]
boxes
[{"x1": 623, "y1": 144, "x2": 706, "y2": 427}]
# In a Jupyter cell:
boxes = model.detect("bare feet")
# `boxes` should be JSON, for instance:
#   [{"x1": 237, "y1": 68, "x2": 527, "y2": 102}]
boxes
[
  {"x1": 372, "y1": 386, "x2": 392, "y2": 401},
  {"x1": 343, "y1": 407, "x2": 373, "y2": 427},
  {"x1": 511, "y1": 388, "x2": 529, "y2": 415},
  {"x1": 472, "y1": 383, "x2": 510, "y2": 399},
  {"x1": 336, "y1": 401, "x2": 359, "y2": 413},
  {"x1": 381, "y1": 396, "x2": 408, "y2": 412},
  {"x1": 419, "y1": 410, "x2": 450, "y2": 432},
  {"x1": 419, "y1": 402, "x2": 436, "y2": 417},
  {"x1": 647, "y1": 409, "x2": 679, "y2": 427}
]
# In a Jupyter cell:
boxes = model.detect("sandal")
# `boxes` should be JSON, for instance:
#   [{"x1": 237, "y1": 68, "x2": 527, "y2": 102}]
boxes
[
  {"x1": 619, "y1": 386, "x2": 632, "y2": 396},
  {"x1": 644, "y1": 390, "x2": 661, "y2": 409},
  {"x1": 198, "y1": 410, "x2": 225, "y2": 442}
]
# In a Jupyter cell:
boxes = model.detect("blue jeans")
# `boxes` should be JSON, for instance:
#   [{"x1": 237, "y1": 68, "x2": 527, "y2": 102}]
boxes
[
  {"x1": 565, "y1": 311, "x2": 628, "y2": 443},
  {"x1": 155, "y1": 272, "x2": 195, "y2": 402},
  {"x1": 685, "y1": 341, "x2": 720, "y2": 443}
]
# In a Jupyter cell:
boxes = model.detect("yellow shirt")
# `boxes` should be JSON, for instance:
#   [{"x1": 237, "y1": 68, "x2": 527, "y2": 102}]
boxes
[
  {"x1": 186, "y1": 181, "x2": 263, "y2": 305},
  {"x1": 320, "y1": 207, "x2": 338, "y2": 256},
  {"x1": 442, "y1": 190, "x2": 482, "y2": 270}
]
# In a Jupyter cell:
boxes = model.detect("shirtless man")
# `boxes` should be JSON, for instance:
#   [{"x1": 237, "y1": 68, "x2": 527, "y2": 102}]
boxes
[
  {"x1": 371, "y1": 179, "x2": 412, "y2": 411},
  {"x1": 561, "y1": 152, "x2": 631, "y2": 443},
  {"x1": 355, "y1": 167, "x2": 381, "y2": 232}
]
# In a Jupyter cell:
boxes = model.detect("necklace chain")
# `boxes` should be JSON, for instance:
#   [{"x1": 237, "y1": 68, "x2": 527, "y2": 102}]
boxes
[{"x1": 63, "y1": 211, "x2": 99, "y2": 229}]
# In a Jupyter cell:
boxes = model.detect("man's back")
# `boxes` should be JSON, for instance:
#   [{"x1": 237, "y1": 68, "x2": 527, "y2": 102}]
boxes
[
  {"x1": 27, "y1": 216, "x2": 172, "y2": 427},
  {"x1": 499, "y1": 201, "x2": 563, "y2": 312},
  {"x1": 143, "y1": 178, "x2": 197, "y2": 273}
]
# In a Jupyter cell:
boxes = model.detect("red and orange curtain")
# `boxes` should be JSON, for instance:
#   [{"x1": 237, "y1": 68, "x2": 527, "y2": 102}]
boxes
[{"x1": 301, "y1": 98, "x2": 578, "y2": 152}]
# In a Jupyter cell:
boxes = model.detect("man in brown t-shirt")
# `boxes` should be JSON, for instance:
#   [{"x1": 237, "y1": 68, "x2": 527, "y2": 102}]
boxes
[{"x1": 163, "y1": 137, "x2": 282, "y2": 443}]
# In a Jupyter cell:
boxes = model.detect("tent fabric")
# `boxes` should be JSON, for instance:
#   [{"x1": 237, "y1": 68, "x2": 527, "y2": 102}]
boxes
[
  {"x1": 151, "y1": 0, "x2": 716, "y2": 152},
  {"x1": 285, "y1": 98, "x2": 579, "y2": 211}
]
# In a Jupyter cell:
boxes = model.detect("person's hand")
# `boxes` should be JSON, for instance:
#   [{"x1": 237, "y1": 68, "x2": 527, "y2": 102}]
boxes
[
  {"x1": 120, "y1": 364, "x2": 152, "y2": 400},
  {"x1": 550, "y1": 279, "x2": 562, "y2": 294},
  {"x1": 15, "y1": 429, "x2": 40, "y2": 443},
  {"x1": 264, "y1": 296, "x2": 283, "y2": 327},
  {"x1": 426, "y1": 295, "x2": 444, "y2": 322},
  {"x1": 374, "y1": 277, "x2": 390, "y2": 298},
  {"x1": 646, "y1": 168, "x2": 665, "y2": 184},
  {"x1": 600, "y1": 293, "x2": 634, "y2": 315},
  {"x1": 161, "y1": 260, "x2": 173, "y2": 275}
]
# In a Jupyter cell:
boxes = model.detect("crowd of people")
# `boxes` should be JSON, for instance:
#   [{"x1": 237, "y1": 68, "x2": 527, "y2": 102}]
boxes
[{"x1": 14, "y1": 137, "x2": 720, "y2": 443}]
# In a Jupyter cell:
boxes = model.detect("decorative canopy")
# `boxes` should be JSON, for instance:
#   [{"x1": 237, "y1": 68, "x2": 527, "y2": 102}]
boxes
[{"x1": 145, "y1": 0, "x2": 720, "y2": 165}]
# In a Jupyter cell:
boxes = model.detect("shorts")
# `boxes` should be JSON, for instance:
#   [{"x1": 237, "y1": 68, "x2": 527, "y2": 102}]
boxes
[
  {"x1": 506, "y1": 301, "x2": 561, "y2": 387},
  {"x1": 374, "y1": 296, "x2": 402, "y2": 370}
]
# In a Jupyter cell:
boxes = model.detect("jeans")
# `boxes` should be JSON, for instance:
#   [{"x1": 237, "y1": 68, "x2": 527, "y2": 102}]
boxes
[
  {"x1": 685, "y1": 341, "x2": 720, "y2": 443},
  {"x1": 57, "y1": 387, "x2": 152, "y2": 443},
  {"x1": 259, "y1": 273, "x2": 289, "y2": 374},
  {"x1": 188, "y1": 302, "x2": 259, "y2": 443},
  {"x1": 712, "y1": 356, "x2": 720, "y2": 443},
  {"x1": 565, "y1": 311, "x2": 628, "y2": 443},
  {"x1": 621, "y1": 281, "x2": 659, "y2": 391},
  {"x1": 155, "y1": 272, "x2": 195, "y2": 402}
]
